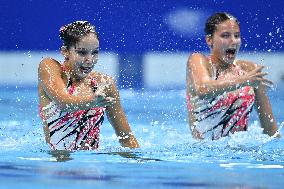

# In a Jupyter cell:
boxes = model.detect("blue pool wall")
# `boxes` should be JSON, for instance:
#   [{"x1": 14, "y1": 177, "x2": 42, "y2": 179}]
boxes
[{"x1": 0, "y1": 51, "x2": 284, "y2": 89}]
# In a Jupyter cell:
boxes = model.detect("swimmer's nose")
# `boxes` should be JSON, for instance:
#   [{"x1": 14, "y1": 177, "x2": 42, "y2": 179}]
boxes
[
  {"x1": 85, "y1": 54, "x2": 98, "y2": 64},
  {"x1": 84, "y1": 54, "x2": 92, "y2": 63},
  {"x1": 85, "y1": 54, "x2": 92, "y2": 63}
]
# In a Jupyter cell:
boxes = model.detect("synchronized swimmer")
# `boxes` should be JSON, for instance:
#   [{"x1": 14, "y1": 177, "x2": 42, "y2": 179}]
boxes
[
  {"x1": 38, "y1": 21, "x2": 139, "y2": 150},
  {"x1": 186, "y1": 12, "x2": 278, "y2": 140}
]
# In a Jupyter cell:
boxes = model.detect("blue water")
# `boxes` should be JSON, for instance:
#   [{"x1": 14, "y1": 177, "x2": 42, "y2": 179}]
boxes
[{"x1": 1, "y1": 85, "x2": 284, "y2": 189}]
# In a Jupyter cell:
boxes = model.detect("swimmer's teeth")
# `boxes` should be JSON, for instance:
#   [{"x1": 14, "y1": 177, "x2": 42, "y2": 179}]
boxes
[
  {"x1": 81, "y1": 67, "x2": 92, "y2": 73},
  {"x1": 226, "y1": 49, "x2": 236, "y2": 59}
]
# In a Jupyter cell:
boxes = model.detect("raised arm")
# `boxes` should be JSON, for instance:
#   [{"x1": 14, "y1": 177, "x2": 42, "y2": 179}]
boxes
[
  {"x1": 104, "y1": 78, "x2": 139, "y2": 148},
  {"x1": 187, "y1": 53, "x2": 271, "y2": 100},
  {"x1": 38, "y1": 58, "x2": 112, "y2": 111}
]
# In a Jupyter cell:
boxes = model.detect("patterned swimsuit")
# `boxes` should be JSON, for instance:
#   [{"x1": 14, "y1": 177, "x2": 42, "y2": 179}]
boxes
[
  {"x1": 187, "y1": 62, "x2": 255, "y2": 140},
  {"x1": 39, "y1": 68, "x2": 105, "y2": 150}
]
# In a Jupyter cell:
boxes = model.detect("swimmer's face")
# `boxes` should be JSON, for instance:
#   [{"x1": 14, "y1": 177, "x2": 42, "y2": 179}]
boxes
[
  {"x1": 208, "y1": 19, "x2": 241, "y2": 64},
  {"x1": 68, "y1": 33, "x2": 99, "y2": 79}
]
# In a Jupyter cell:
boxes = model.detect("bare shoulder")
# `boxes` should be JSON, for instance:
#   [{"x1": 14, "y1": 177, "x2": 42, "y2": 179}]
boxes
[
  {"x1": 235, "y1": 60, "x2": 258, "y2": 72},
  {"x1": 39, "y1": 57, "x2": 61, "y2": 72},
  {"x1": 188, "y1": 52, "x2": 207, "y2": 64},
  {"x1": 187, "y1": 52, "x2": 208, "y2": 71}
]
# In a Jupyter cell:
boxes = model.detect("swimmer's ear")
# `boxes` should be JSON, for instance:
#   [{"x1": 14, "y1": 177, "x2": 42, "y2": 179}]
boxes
[
  {"x1": 60, "y1": 46, "x2": 69, "y2": 60},
  {"x1": 205, "y1": 35, "x2": 213, "y2": 49}
]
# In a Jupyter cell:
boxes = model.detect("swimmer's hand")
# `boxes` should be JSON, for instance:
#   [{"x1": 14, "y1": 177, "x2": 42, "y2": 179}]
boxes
[
  {"x1": 91, "y1": 78, "x2": 116, "y2": 107},
  {"x1": 271, "y1": 122, "x2": 283, "y2": 138},
  {"x1": 243, "y1": 65, "x2": 274, "y2": 88}
]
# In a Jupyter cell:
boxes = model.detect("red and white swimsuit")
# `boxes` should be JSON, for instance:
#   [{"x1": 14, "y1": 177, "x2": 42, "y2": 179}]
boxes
[
  {"x1": 39, "y1": 68, "x2": 105, "y2": 150},
  {"x1": 187, "y1": 62, "x2": 255, "y2": 140}
]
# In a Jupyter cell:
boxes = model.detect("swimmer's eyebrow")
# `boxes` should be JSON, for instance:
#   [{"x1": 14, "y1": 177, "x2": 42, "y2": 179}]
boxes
[{"x1": 75, "y1": 47, "x2": 99, "y2": 51}]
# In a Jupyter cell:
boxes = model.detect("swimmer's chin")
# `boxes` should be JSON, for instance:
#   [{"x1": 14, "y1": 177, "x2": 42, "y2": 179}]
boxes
[
  {"x1": 76, "y1": 71, "x2": 92, "y2": 80},
  {"x1": 222, "y1": 58, "x2": 236, "y2": 65}
]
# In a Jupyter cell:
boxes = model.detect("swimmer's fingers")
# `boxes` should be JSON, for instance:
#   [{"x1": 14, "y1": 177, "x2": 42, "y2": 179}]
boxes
[
  {"x1": 99, "y1": 78, "x2": 112, "y2": 88},
  {"x1": 95, "y1": 82, "x2": 112, "y2": 93},
  {"x1": 260, "y1": 78, "x2": 274, "y2": 88},
  {"x1": 100, "y1": 96, "x2": 116, "y2": 104},
  {"x1": 105, "y1": 97, "x2": 116, "y2": 105},
  {"x1": 255, "y1": 72, "x2": 268, "y2": 78},
  {"x1": 248, "y1": 69, "x2": 266, "y2": 79},
  {"x1": 253, "y1": 65, "x2": 265, "y2": 73},
  {"x1": 246, "y1": 67, "x2": 266, "y2": 81},
  {"x1": 94, "y1": 85, "x2": 108, "y2": 96},
  {"x1": 101, "y1": 82, "x2": 112, "y2": 90},
  {"x1": 255, "y1": 76, "x2": 273, "y2": 84},
  {"x1": 245, "y1": 73, "x2": 273, "y2": 88},
  {"x1": 261, "y1": 82, "x2": 274, "y2": 89},
  {"x1": 94, "y1": 84, "x2": 115, "y2": 106},
  {"x1": 252, "y1": 76, "x2": 274, "y2": 88}
]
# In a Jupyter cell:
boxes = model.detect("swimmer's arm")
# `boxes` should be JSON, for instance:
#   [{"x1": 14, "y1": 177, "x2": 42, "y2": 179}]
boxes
[
  {"x1": 187, "y1": 53, "x2": 245, "y2": 99},
  {"x1": 38, "y1": 58, "x2": 95, "y2": 111},
  {"x1": 105, "y1": 79, "x2": 139, "y2": 148},
  {"x1": 187, "y1": 54, "x2": 269, "y2": 100},
  {"x1": 254, "y1": 84, "x2": 279, "y2": 137},
  {"x1": 234, "y1": 61, "x2": 274, "y2": 90}
]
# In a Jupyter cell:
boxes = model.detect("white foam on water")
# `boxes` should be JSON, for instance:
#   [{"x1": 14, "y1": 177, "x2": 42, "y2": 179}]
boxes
[{"x1": 0, "y1": 120, "x2": 48, "y2": 152}]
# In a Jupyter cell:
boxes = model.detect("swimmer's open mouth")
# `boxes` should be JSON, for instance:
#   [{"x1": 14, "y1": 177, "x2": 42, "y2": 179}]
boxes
[
  {"x1": 80, "y1": 66, "x2": 93, "y2": 73},
  {"x1": 225, "y1": 48, "x2": 237, "y2": 58}
]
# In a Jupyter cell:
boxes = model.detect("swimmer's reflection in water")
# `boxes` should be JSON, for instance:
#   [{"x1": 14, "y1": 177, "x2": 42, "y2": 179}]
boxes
[
  {"x1": 48, "y1": 150, "x2": 161, "y2": 163},
  {"x1": 49, "y1": 150, "x2": 73, "y2": 162}
]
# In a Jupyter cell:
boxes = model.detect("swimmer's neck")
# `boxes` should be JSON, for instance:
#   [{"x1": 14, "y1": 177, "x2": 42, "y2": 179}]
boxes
[
  {"x1": 209, "y1": 55, "x2": 234, "y2": 71},
  {"x1": 62, "y1": 61, "x2": 87, "y2": 83}
]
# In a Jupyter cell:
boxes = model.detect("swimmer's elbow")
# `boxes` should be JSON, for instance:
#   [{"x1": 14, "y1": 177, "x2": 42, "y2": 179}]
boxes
[
  {"x1": 194, "y1": 89, "x2": 206, "y2": 98},
  {"x1": 194, "y1": 85, "x2": 211, "y2": 99},
  {"x1": 53, "y1": 100, "x2": 72, "y2": 111},
  {"x1": 58, "y1": 103, "x2": 72, "y2": 111},
  {"x1": 57, "y1": 99, "x2": 86, "y2": 111},
  {"x1": 54, "y1": 98, "x2": 83, "y2": 112}
]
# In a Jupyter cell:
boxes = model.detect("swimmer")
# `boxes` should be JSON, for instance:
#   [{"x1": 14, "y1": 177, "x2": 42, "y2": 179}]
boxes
[
  {"x1": 38, "y1": 21, "x2": 139, "y2": 150},
  {"x1": 186, "y1": 12, "x2": 279, "y2": 140}
]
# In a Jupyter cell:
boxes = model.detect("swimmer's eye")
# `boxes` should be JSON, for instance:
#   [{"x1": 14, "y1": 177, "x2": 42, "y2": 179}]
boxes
[
  {"x1": 75, "y1": 50, "x2": 88, "y2": 56},
  {"x1": 75, "y1": 50, "x2": 99, "y2": 57},
  {"x1": 220, "y1": 32, "x2": 240, "y2": 39},
  {"x1": 91, "y1": 50, "x2": 99, "y2": 55},
  {"x1": 234, "y1": 33, "x2": 240, "y2": 39},
  {"x1": 221, "y1": 32, "x2": 230, "y2": 38}
]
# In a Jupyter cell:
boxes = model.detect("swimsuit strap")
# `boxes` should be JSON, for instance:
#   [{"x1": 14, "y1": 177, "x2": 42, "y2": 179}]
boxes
[
  {"x1": 61, "y1": 64, "x2": 97, "y2": 94},
  {"x1": 61, "y1": 64, "x2": 76, "y2": 94}
]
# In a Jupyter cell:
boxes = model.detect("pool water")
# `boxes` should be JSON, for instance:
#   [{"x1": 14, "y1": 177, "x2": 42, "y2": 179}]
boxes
[{"x1": 1, "y1": 85, "x2": 284, "y2": 188}]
